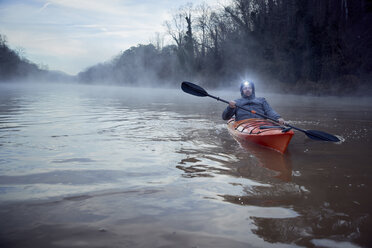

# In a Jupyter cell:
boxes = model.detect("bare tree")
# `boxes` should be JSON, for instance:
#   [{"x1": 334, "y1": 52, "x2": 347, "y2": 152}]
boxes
[
  {"x1": 194, "y1": 2, "x2": 212, "y2": 59},
  {"x1": 164, "y1": 10, "x2": 187, "y2": 48},
  {"x1": 149, "y1": 32, "x2": 165, "y2": 51}
]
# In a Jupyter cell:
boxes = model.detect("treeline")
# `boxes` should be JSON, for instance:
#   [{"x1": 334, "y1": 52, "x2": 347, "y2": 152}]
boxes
[
  {"x1": 78, "y1": 44, "x2": 182, "y2": 86},
  {"x1": 78, "y1": 0, "x2": 370, "y2": 94},
  {"x1": 0, "y1": 34, "x2": 72, "y2": 83},
  {"x1": 0, "y1": 34, "x2": 43, "y2": 81}
]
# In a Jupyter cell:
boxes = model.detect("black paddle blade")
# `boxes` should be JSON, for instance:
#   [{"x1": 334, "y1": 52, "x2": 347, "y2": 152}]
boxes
[
  {"x1": 305, "y1": 130, "x2": 340, "y2": 142},
  {"x1": 181, "y1": 81, "x2": 209, "y2": 97}
]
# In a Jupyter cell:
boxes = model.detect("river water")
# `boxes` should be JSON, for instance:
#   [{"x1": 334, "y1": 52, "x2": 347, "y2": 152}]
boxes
[{"x1": 0, "y1": 82, "x2": 371, "y2": 248}]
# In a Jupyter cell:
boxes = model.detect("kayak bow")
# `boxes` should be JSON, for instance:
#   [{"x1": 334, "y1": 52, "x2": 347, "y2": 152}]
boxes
[{"x1": 227, "y1": 118, "x2": 294, "y2": 153}]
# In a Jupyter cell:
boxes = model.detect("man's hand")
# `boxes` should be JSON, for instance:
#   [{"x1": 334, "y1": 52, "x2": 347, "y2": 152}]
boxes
[
  {"x1": 229, "y1": 101, "x2": 236, "y2": 108},
  {"x1": 278, "y1": 118, "x2": 285, "y2": 125}
]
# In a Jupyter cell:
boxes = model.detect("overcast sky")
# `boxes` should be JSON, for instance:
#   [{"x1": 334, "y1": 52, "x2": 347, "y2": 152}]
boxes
[{"x1": 0, "y1": 0, "x2": 220, "y2": 75}]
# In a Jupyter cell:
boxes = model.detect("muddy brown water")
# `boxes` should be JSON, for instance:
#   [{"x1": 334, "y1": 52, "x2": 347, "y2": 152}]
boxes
[{"x1": 0, "y1": 83, "x2": 371, "y2": 247}]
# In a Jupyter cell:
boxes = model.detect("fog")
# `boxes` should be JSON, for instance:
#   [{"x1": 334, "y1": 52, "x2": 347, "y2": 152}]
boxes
[
  {"x1": 2, "y1": 1, "x2": 372, "y2": 97},
  {"x1": 1, "y1": 1, "x2": 372, "y2": 247}
]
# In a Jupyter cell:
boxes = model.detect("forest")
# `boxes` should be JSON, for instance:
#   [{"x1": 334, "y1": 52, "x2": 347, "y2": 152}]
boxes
[
  {"x1": 2, "y1": 0, "x2": 372, "y2": 95},
  {"x1": 0, "y1": 34, "x2": 42, "y2": 81},
  {"x1": 0, "y1": 34, "x2": 72, "y2": 83},
  {"x1": 78, "y1": 0, "x2": 372, "y2": 95}
]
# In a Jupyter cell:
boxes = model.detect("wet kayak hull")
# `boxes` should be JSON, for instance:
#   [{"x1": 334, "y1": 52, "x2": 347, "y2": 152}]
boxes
[{"x1": 227, "y1": 118, "x2": 294, "y2": 153}]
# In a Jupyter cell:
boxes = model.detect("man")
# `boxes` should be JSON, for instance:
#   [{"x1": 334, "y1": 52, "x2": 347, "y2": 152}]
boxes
[{"x1": 222, "y1": 81, "x2": 285, "y2": 125}]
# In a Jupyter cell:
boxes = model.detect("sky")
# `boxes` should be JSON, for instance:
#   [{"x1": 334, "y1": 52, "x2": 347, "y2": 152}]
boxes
[{"x1": 0, "y1": 0, "x2": 220, "y2": 75}]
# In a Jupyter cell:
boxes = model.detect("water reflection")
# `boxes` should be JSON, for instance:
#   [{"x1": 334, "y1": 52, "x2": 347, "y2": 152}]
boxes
[
  {"x1": 1, "y1": 83, "x2": 372, "y2": 248},
  {"x1": 234, "y1": 139, "x2": 292, "y2": 182},
  {"x1": 175, "y1": 118, "x2": 371, "y2": 247},
  {"x1": 176, "y1": 129, "x2": 292, "y2": 183}
]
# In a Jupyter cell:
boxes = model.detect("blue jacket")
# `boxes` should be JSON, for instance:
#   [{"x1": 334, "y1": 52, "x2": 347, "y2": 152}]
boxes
[
  {"x1": 222, "y1": 97, "x2": 281, "y2": 121},
  {"x1": 222, "y1": 81, "x2": 281, "y2": 121}
]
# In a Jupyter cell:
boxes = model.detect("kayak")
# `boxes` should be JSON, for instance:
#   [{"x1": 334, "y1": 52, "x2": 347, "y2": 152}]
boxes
[{"x1": 227, "y1": 118, "x2": 294, "y2": 153}]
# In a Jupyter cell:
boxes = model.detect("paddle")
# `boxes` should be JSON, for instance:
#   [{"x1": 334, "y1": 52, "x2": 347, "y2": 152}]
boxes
[{"x1": 181, "y1": 81, "x2": 340, "y2": 142}]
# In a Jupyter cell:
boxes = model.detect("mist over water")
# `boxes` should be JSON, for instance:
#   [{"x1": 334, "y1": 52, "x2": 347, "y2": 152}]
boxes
[{"x1": 0, "y1": 82, "x2": 371, "y2": 247}]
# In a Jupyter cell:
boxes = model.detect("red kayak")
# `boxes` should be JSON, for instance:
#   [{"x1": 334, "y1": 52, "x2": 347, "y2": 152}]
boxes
[{"x1": 227, "y1": 118, "x2": 294, "y2": 153}]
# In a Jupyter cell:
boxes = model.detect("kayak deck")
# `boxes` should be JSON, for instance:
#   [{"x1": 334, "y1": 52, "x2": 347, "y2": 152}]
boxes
[{"x1": 227, "y1": 118, "x2": 294, "y2": 153}]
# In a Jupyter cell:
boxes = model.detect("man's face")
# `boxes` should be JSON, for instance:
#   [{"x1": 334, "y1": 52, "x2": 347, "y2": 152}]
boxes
[{"x1": 242, "y1": 86, "x2": 252, "y2": 96}]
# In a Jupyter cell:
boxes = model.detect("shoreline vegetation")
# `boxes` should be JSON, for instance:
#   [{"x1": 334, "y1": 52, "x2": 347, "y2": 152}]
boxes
[{"x1": 1, "y1": 0, "x2": 371, "y2": 96}]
